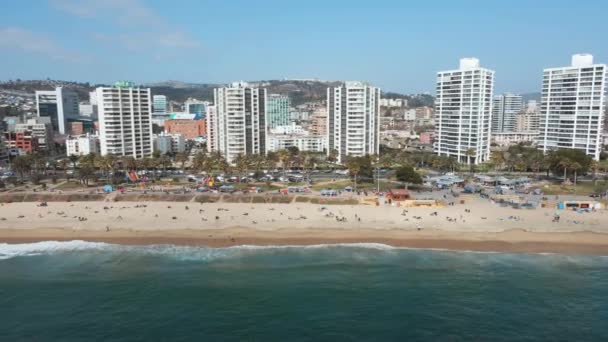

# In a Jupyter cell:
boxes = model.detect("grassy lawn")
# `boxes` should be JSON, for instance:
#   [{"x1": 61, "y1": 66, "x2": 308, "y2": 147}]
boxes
[
  {"x1": 226, "y1": 182, "x2": 282, "y2": 192},
  {"x1": 53, "y1": 181, "x2": 90, "y2": 190},
  {"x1": 311, "y1": 179, "x2": 403, "y2": 192},
  {"x1": 539, "y1": 181, "x2": 608, "y2": 196}
]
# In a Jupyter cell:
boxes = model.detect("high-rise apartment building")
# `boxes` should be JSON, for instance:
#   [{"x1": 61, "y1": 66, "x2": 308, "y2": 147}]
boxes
[
  {"x1": 152, "y1": 95, "x2": 168, "y2": 119},
  {"x1": 516, "y1": 112, "x2": 540, "y2": 132},
  {"x1": 327, "y1": 81, "x2": 380, "y2": 163},
  {"x1": 491, "y1": 93, "x2": 522, "y2": 133},
  {"x1": 211, "y1": 82, "x2": 267, "y2": 162},
  {"x1": 266, "y1": 94, "x2": 291, "y2": 128},
  {"x1": 97, "y1": 82, "x2": 153, "y2": 158},
  {"x1": 538, "y1": 54, "x2": 606, "y2": 160},
  {"x1": 205, "y1": 105, "x2": 218, "y2": 153},
  {"x1": 35, "y1": 87, "x2": 79, "y2": 134},
  {"x1": 435, "y1": 58, "x2": 494, "y2": 164},
  {"x1": 310, "y1": 107, "x2": 328, "y2": 136}
]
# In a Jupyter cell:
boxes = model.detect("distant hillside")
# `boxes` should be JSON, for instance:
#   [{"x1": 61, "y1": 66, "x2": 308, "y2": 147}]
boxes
[
  {"x1": 0, "y1": 79, "x2": 97, "y2": 100},
  {"x1": 0, "y1": 79, "x2": 432, "y2": 106},
  {"x1": 382, "y1": 92, "x2": 435, "y2": 107}
]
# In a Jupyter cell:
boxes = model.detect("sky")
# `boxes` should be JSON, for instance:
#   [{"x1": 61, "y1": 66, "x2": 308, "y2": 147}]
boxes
[{"x1": 0, "y1": 0, "x2": 607, "y2": 94}]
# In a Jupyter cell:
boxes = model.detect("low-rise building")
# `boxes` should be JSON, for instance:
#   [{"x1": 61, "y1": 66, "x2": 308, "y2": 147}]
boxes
[
  {"x1": 492, "y1": 131, "x2": 538, "y2": 146},
  {"x1": 14, "y1": 118, "x2": 54, "y2": 151},
  {"x1": 154, "y1": 133, "x2": 185, "y2": 155},
  {"x1": 419, "y1": 132, "x2": 435, "y2": 145},
  {"x1": 3, "y1": 131, "x2": 38, "y2": 154},
  {"x1": 380, "y1": 98, "x2": 406, "y2": 108},
  {"x1": 66, "y1": 134, "x2": 100, "y2": 156},
  {"x1": 268, "y1": 134, "x2": 327, "y2": 152},
  {"x1": 164, "y1": 119, "x2": 206, "y2": 139},
  {"x1": 269, "y1": 123, "x2": 307, "y2": 135}
]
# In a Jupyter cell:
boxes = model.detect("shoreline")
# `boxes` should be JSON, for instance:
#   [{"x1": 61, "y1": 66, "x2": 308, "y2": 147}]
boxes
[
  {"x1": 2, "y1": 228, "x2": 608, "y2": 255},
  {"x1": 1, "y1": 200, "x2": 607, "y2": 256}
]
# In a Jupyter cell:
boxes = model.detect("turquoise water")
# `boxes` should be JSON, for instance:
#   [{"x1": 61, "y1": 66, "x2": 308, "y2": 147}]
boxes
[{"x1": 0, "y1": 241, "x2": 607, "y2": 341}]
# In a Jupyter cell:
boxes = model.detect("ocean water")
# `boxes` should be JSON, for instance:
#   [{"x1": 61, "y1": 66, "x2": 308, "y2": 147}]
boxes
[{"x1": 0, "y1": 242, "x2": 607, "y2": 341}]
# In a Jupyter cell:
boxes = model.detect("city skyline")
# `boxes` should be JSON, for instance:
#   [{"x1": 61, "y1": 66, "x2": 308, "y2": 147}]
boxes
[{"x1": 1, "y1": 0, "x2": 607, "y2": 94}]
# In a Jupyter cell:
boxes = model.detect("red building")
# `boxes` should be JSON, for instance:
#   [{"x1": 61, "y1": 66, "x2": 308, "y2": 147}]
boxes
[
  {"x1": 164, "y1": 119, "x2": 206, "y2": 139},
  {"x1": 70, "y1": 122, "x2": 84, "y2": 136},
  {"x1": 419, "y1": 132, "x2": 435, "y2": 145},
  {"x1": 4, "y1": 131, "x2": 39, "y2": 154}
]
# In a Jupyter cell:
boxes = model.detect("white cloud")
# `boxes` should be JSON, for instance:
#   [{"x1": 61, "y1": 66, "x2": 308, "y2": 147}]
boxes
[
  {"x1": 50, "y1": 0, "x2": 159, "y2": 26},
  {"x1": 0, "y1": 27, "x2": 86, "y2": 63},
  {"x1": 51, "y1": 0, "x2": 202, "y2": 52}
]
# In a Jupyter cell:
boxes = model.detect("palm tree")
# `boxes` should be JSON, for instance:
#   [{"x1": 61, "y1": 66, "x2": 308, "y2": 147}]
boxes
[
  {"x1": 464, "y1": 148, "x2": 476, "y2": 173},
  {"x1": 251, "y1": 154, "x2": 265, "y2": 177},
  {"x1": 345, "y1": 156, "x2": 362, "y2": 191},
  {"x1": 277, "y1": 149, "x2": 290, "y2": 177},
  {"x1": 157, "y1": 155, "x2": 171, "y2": 176},
  {"x1": 558, "y1": 158, "x2": 571, "y2": 183},
  {"x1": 570, "y1": 162, "x2": 582, "y2": 188},
  {"x1": 233, "y1": 153, "x2": 248, "y2": 180},
  {"x1": 192, "y1": 152, "x2": 207, "y2": 174},
  {"x1": 303, "y1": 152, "x2": 318, "y2": 180},
  {"x1": 175, "y1": 152, "x2": 188, "y2": 173},
  {"x1": 490, "y1": 150, "x2": 505, "y2": 171},
  {"x1": 264, "y1": 151, "x2": 278, "y2": 171},
  {"x1": 589, "y1": 160, "x2": 599, "y2": 185},
  {"x1": 95, "y1": 154, "x2": 110, "y2": 181},
  {"x1": 12, "y1": 155, "x2": 31, "y2": 181},
  {"x1": 543, "y1": 151, "x2": 556, "y2": 178},
  {"x1": 68, "y1": 154, "x2": 79, "y2": 170}
]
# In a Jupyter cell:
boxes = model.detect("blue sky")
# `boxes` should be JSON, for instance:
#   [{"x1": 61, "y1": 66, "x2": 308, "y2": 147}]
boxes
[{"x1": 0, "y1": 0, "x2": 606, "y2": 93}]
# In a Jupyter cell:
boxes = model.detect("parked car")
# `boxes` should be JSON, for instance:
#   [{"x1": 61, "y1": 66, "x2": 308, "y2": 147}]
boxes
[
  {"x1": 219, "y1": 185, "x2": 235, "y2": 193},
  {"x1": 320, "y1": 189, "x2": 338, "y2": 197}
]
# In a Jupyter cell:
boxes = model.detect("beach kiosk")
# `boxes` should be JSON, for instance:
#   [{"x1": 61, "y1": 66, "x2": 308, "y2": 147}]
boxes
[{"x1": 386, "y1": 189, "x2": 411, "y2": 204}]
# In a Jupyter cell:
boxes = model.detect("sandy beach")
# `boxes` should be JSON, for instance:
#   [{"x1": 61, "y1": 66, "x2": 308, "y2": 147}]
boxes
[{"x1": 0, "y1": 198, "x2": 607, "y2": 254}]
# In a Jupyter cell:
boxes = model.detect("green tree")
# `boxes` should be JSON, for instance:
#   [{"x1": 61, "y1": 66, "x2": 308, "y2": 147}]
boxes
[
  {"x1": 549, "y1": 149, "x2": 591, "y2": 178},
  {"x1": 490, "y1": 150, "x2": 505, "y2": 171},
  {"x1": 395, "y1": 165, "x2": 423, "y2": 185},
  {"x1": 77, "y1": 164, "x2": 96, "y2": 186},
  {"x1": 345, "y1": 155, "x2": 373, "y2": 191},
  {"x1": 571, "y1": 162, "x2": 582, "y2": 187},
  {"x1": 464, "y1": 148, "x2": 476, "y2": 173},
  {"x1": 277, "y1": 149, "x2": 290, "y2": 176},
  {"x1": 175, "y1": 152, "x2": 189, "y2": 172},
  {"x1": 327, "y1": 149, "x2": 338, "y2": 164},
  {"x1": 264, "y1": 151, "x2": 278, "y2": 170},
  {"x1": 68, "y1": 154, "x2": 79, "y2": 169},
  {"x1": 12, "y1": 155, "x2": 31, "y2": 181},
  {"x1": 558, "y1": 158, "x2": 571, "y2": 182}
]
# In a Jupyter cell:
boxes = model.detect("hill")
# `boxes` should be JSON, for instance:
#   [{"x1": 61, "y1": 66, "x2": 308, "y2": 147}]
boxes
[{"x1": 0, "y1": 79, "x2": 434, "y2": 107}]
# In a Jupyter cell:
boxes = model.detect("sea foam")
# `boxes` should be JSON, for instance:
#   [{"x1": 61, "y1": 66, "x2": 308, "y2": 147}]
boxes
[{"x1": 1, "y1": 240, "x2": 605, "y2": 263}]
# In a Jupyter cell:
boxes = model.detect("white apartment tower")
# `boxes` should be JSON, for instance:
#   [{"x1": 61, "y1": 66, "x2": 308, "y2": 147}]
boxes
[
  {"x1": 205, "y1": 105, "x2": 218, "y2": 153},
  {"x1": 327, "y1": 81, "x2": 380, "y2": 163},
  {"x1": 212, "y1": 82, "x2": 267, "y2": 162},
  {"x1": 97, "y1": 82, "x2": 153, "y2": 159},
  {"x1": 538, "y1": 54, "x2": 607, "y2": 161},
  {"x1": 435, "y1": 58, "x2": 494, "y2": 164},
  {"x1": 492, "y1": 93, "x2": 523, "y2": 133}
]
